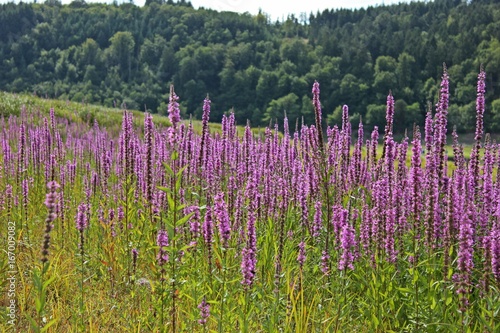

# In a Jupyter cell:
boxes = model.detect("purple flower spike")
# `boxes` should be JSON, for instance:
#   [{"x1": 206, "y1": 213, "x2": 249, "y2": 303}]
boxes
[
  {"x1": 313, "y1": 201, "x2": 322, "y2": 238},
  {"x1": 215, "y1": 192, "x2": 231, "y2": 247},
  {"x1": 312, "y1": 81, "x2": 324, "y2": 148},
  {"x1": 297, "y1": 241, "x2": 306, "y2": 268},
  {"x1": 199, "y1": 96, "x2": 211, "y2": 170},
  {"x1": 157, "y1": 229, "x2": 169, "y2": 266},
  {"x1": 76, "y1": 202, "x2": 89, "y2": 232},
  {"x1": 339, "y1": 221, "x2": 356, "y2": 271},
  {"x1": 492, "y1": 218, "x2": 500, "y2": 283},
  {"x1": 168, "y1": 85, "x2": 181, "y2": 128},
  {"x1": 41, "y1": 181, "x2": 60, "y2": 263},
  {"x1": 475, "y1": 69, "x2": 486, "y2": 143},
  {"x1": 241, "y1": 211, "x2": 257, "y2": 288},
  {"x1": 385, "y1": 92, "x2": 395, "y2": 138},
  {"x1": 198, "y1": 297, "x2": 210, "y2": 325}
]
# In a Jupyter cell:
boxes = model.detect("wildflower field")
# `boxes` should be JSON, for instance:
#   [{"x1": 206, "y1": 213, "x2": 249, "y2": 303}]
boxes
[{"x1": 1, "y1": 69, "x2": 499, "y2": 333}]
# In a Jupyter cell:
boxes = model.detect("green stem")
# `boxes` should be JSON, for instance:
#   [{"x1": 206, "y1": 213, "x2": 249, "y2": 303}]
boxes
[
  {"x1": 161, "y1": 270, "x2": 165, "y2": 332},
  {"x1": 243, "y1": 288, "x2": 249, "y2": 333},
  {"x1": 171, "y1": 155, "x2": 178, "y2": 333},
  {"x1": 80, "y1": 232, "x2": 85, "y2": 332},
  {"x1": 334, "y1": 271, "x2": 347, "y2": 332},
  {"x1": 219, "y1": 249, "x2": 227, "y2": 333},
  {"x1": 413, "y1": 233, "x2": 419, "y2": 332}
]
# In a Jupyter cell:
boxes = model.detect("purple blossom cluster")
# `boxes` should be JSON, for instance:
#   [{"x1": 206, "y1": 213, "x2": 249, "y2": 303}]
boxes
[
  {"x1": 157, "y1": 229, "x2": 169, "y2": 266},
  {"x1": 41, "y1": 181, "x2": 60, "y2": 263},
  {"x1": 197, "y1": 297, "x2": 210, "y2": 325}
]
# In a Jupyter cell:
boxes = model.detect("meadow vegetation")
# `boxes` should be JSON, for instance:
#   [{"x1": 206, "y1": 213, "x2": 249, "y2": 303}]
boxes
[{"x1": 0, "y1": 69, "x2": 499, "y2": 333}]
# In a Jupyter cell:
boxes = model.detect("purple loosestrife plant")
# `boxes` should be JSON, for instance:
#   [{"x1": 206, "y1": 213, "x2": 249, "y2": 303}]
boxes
[
  {"x1": 369, "y1": 126, "x2": 379, "y2": 174},
  {"x1": 144, "y1": 112, "x2": 154, "y2": 204},
  {"x1": 312, "y1": 81, "x2": 324, "y2": 149},
  {"x1": 492, "y1": 216, "x2": 500, "y2": 283},
  {"x1": 320, "y1": 250, "x2": 330, "y2": 276},
  {"x1": 410, "y1": 126, "x2": 423, "y2": 227},
  {"x1": 199, "y1": 96, "x2": 211, "y2": 173},
  {"x1": 214, "y1": 192, "x2": 231, "y2": 248},
  {"x1": 17, "y1": 121, "x2": 26, "y2": 186},
  {"x1": 168, "y1": 85, "x2": 181, "y2": 129},
  {"x1": 41, "y1": 181, "x2": 60, "y2": 264},
  {"x1": 424, "y1": 108, "x2": 434, "y2": 167},
  {"x1": 470, "y1": 69, "x2": 486, "y2": 200},
  {"x1": 360, "y1": 204, "x2": 373, "y2": 256},
  {"x1": 203, "y1": 206, "x2": 214, "y2": 271},
  {"x1": 156, "y1": 228, "x2": 169, "y2": 330},
  {"x1": 31, "y1": 180, "x2": 60, "y2": 333},
  {"x1": 241, "y1": 211, "x2": 257, "y2": 288},
  {"x1": 435, "y1": 66, "x2": 449, "y2": 181},
  {"x1": 338, "y1": 219, "x2": 356, "y2": 271},
  {"x1": 454, "y1": 203, "x2": 475, "y2": 312},
  {"x1": 313, "y1": 201, "x2": 322, "y2": 239},
  {"x1": 297, "y1": 241, "x2": 306, "y2": 268},
  {"x1": 382, "y1": 92, "x2": 394, "y2": 160},
  {"x1": 351, "y1": 118, "x2": 363, "y2": 186},
  {"x1": 131, "y1": 248, "x2": 138, "y2": 282},
  {"x1": 157, "y1": 229, "x2": 169, "y2": 267},
  {"x1": 198, "y1": 297, "x2": 210, "y2": 326},
  {"x1": 340, "y1": 105, "x2": 351, "y2": 191},
  {"x1": 76, "y1": 202, "x2": 89, "y2": 250},
  {"x1": 21, "y1": 178, "x2": 29, "y2": 240},
  {"x1": 75, "y1": 201, "x2": 89, "y2": 330}
]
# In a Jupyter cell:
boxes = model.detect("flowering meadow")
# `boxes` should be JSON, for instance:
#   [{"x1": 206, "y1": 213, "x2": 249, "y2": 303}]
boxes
[{"x1": 1, "y1": 68, "x2": 499, "y2": 332}]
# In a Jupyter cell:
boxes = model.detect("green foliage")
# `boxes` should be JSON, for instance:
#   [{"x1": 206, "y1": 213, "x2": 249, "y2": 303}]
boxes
[
  {"x1": 264, "y1": 93, "x2": 300, "y2": 125},
  {"x1": 1, "y1": 1, "x2": 500, "y2": 131},
  {"x1": 491, "y1": 99, "x2": 500, "y2": 132}
]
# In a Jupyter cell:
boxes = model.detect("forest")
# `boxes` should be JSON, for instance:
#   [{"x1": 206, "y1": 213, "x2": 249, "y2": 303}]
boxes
[{"x1": 1, "y1": 0, "x2": 500, "y2": 132}]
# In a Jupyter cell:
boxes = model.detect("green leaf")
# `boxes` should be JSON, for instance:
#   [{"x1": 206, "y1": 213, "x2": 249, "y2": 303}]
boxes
[
  {"x1": 43, "y1": 275, "x2": 56, "y2": 289},
  {"x1": 176, "y1": 165, "x2": 187, "y2": 178},
  {"x1": 35, "y1": 298, "x2": 44, "y2": 313},
  {"x1": 157, "y1": 186, "x2": 170, "y2": 193},
  {"x1": 177, "y1": 212, "x2": 194, "y2": 227},
  {"x1": 167, "y1": 194, "x2": 175, "y2": 211},
  {"x1": 371, "y1": 313, "x2": 380, "y2": 327},
  {"x1": 176, "y1": 203, "x2": 187, "y2": 212},
  {"x1": 27, "y1": 315, "x2": 40, "y2": 333},
  {"x1": 171, "y1": 150, "x2": 179, "y2": 161},
  {"x1": 163, "y1": 162, "x2": 174, "y2": 176}
]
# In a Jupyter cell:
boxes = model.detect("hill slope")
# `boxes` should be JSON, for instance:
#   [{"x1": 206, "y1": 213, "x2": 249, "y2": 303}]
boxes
[{"x1": 0, "y1": 0, "x2": 500, "y2": 132}]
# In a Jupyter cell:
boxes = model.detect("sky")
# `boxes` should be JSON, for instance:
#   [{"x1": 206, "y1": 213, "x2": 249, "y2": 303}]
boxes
[
  {"x1": 187, "y1": 0, "x2": 415, "y2": 21},
  {"x1": 1, "y1": 0, "x2": 417, "y2": 21}
]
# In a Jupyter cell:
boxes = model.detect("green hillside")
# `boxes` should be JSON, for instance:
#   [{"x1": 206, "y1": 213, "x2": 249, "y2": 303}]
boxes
[{"x1": 1, "y1": 0, "x2": 500, "y2": 132}]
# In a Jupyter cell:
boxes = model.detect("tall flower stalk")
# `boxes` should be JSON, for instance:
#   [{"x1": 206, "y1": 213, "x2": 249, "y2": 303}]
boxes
[
  {"x1": 31, "y1": 181, "x2": 60, "y2": 333},
  {"x1": 76, "y1": 201, "x2": 89, "y2": 330}
]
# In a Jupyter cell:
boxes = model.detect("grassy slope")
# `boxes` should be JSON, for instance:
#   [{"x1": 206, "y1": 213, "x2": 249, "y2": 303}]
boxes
[{"x1": 0, "y1": 91, "x2": 171, "y2": 134}]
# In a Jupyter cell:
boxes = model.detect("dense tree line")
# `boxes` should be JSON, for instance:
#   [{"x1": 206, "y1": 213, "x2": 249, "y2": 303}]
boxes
[{"x1": 1, "y1": 0, "x2": 500, "y2": 132}]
